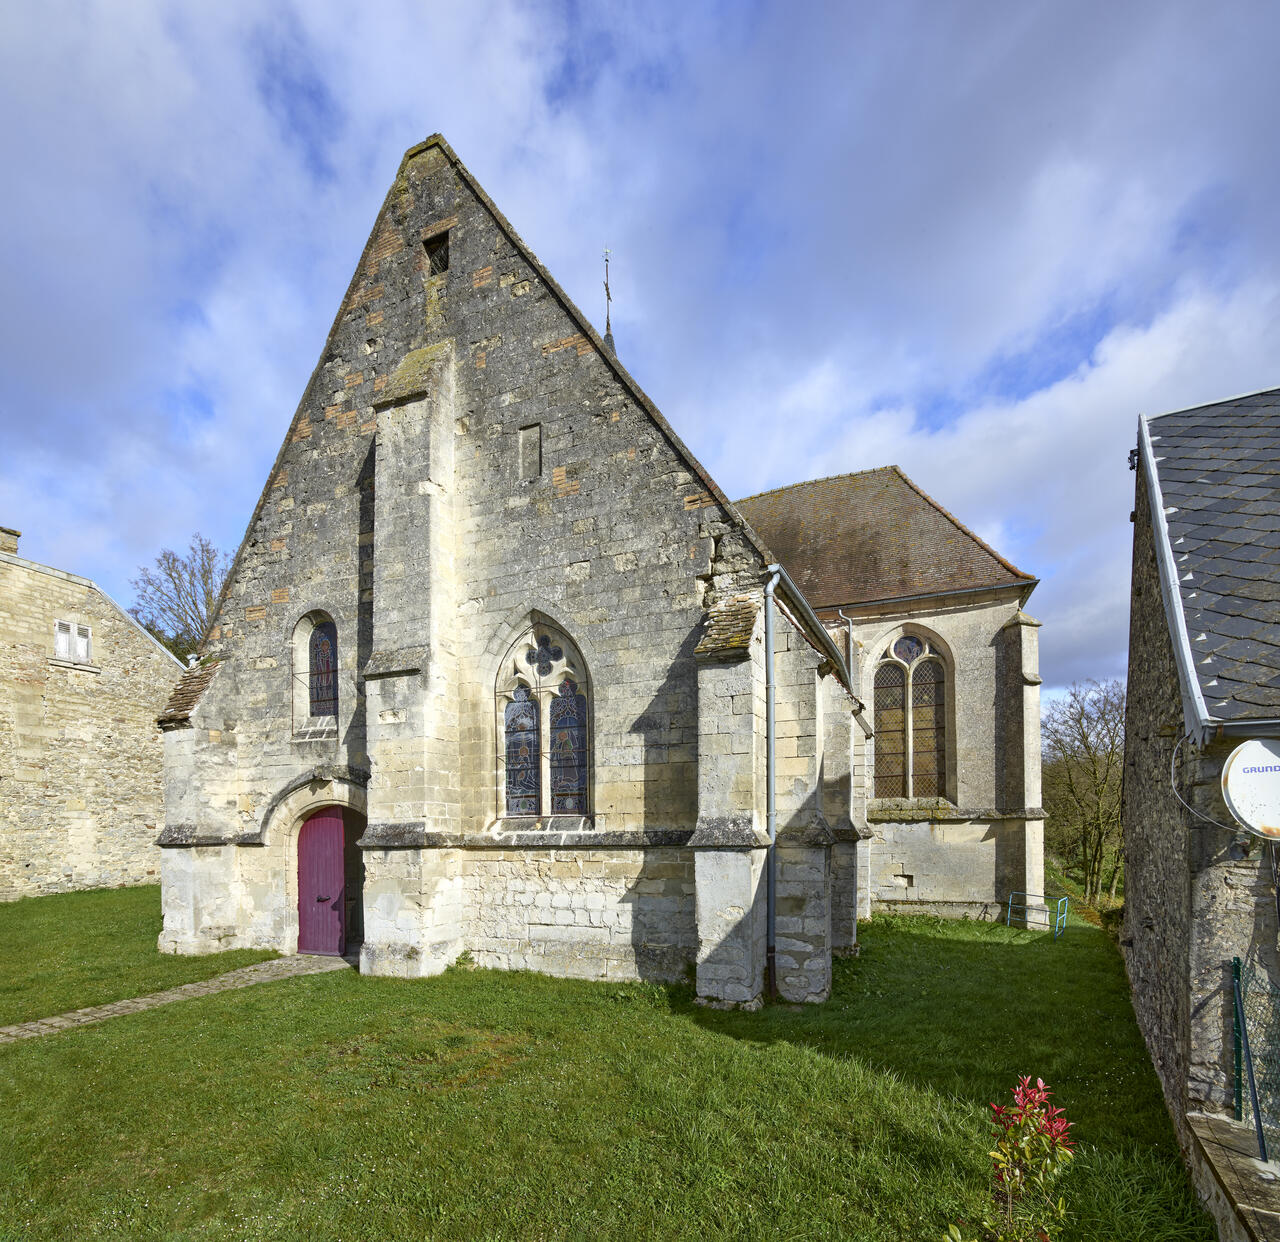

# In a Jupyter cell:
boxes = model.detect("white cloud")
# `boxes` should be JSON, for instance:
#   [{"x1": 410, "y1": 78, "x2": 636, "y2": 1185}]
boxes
[{"x1": 2, "y1": 0, "x2": 1279, "y2": 695}]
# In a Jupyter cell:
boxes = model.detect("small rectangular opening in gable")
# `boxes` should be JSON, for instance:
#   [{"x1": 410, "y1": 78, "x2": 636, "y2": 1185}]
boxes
[
  {"x1": 519, "y1": 424, "x2": 542, "y2": 480},
  {"x1": 424, "y1": 232, "x2": 449, "y2": 276}
]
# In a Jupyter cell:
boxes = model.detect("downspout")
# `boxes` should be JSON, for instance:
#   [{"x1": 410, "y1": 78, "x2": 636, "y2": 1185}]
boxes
[
  {"x1": 837, "y1": 608, "x2": 855, "y2": 675},
  {"x1": 764, "y1": 567, "x2": 781, "y2": 999}
]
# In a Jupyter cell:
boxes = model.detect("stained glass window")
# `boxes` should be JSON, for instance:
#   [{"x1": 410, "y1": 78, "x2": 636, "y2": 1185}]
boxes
[
  {"x1": 504, "y1": 687, "x2": 540, "y2": 815},
  {"x1": 549, "y1": 679, "x2": 588, "y2": 813},
  {"x1": 911, "y1": 661, "x2": 946, "y2": 798},
  {"x1": 526, "y1": 634, "x2": 563, "y2": 677},
  {"x1": 499, "y1": 625, "x2": 590, "y2": 819},
  {"x1": 873, "y1": 640, "x2": 948, "y2": 799},
  {"x1": 874, "y1": 663, "x2": 906, "y2": 798},
  {"x1": 309, "y1": 621, "x2": 338, "y2": 717},
  {"x1": 893, "y1": 635, "x2": 924, "y2": 664}
]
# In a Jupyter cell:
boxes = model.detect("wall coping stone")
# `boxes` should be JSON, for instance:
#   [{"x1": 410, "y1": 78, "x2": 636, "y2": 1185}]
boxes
[
  {"x1": 359, "y1": 821, "x2": 698, "y2": 850},
  {"x1": 156, "y1": 824, "x2": 264, "y2": 848},
  {"x1": 867, "y1": 799, "x2": 1045, "y2": 823},
  {"x1": 364, "y1": 646, "x2": 430, "y2": 678}
]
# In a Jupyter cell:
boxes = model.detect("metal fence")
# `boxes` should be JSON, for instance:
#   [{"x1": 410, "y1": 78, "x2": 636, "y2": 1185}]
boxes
[
  {"x1": 1233, "y1": 956, "x2": 1280, "y2": 1160},
  {"x1": 1005, "y1": 892, "x2": 1069, "y2": 938}
]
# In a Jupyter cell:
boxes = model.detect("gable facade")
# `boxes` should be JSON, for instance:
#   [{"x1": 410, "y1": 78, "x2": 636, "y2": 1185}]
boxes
[
  {"x1": 0, "y1": 528, "x2": 184, "y2": 899},
  {"x1": 158, "y1": 136, "x2": 856, "y2": 1007}
]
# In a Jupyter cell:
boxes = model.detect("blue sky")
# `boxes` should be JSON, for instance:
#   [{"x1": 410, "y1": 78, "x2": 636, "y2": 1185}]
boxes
[{"x1": 4, "y1": 1, "x2": 1280, "y2": 692}]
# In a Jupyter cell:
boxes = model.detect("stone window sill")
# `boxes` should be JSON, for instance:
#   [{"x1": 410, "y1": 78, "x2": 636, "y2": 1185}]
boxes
[
  {"x1": 48, "y1": 658, "x2": 100, "y2": 675},
  {"x1": 293, "y1": 723, "x2": 339, "y2": 743}
]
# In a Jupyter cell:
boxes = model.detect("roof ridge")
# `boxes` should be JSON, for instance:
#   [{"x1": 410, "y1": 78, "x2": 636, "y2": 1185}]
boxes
[
  {"x1": 1148, "y1": 383, "x2": 1280, "y2": 421},
  {"x1": 890, "y1": 466, "x2": 1036, "y2": 582},
  {"x1": 733, "y1": 465, "x2": 896, "y2": 505}
]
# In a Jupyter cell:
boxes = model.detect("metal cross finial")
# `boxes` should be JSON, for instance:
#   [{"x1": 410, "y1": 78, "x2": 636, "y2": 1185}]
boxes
[{"x1": 603, "y1": 247, "x2": 612, "y2": 336}]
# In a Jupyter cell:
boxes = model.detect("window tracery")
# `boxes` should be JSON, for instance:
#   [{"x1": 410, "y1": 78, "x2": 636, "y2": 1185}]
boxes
[
  {"x1": 873, "y1": 634, "x2": 948, "y2": 799},
  {"x1": 497, "y1": 624, "x2": 590, "y2": 817}
]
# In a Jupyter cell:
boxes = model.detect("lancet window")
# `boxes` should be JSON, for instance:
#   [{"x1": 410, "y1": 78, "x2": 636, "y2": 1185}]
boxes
[
  {"x1": 309, "y1": 620, "x2": 338, "y2": 717},
  {"x1": 497, "y1": 625, "x2": 590, "y2": 817},
  {"x1": 873, "y1": 634, "x2": 948, "y2": 799}
]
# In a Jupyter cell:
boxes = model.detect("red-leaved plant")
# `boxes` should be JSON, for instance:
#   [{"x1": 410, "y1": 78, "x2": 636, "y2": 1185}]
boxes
[{"x1": 946, "y1": 1077, "x2": 1075, "y2": 1242}]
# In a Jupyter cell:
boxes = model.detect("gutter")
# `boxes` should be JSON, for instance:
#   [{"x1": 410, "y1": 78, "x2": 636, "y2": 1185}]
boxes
[
  {"x1": 1139, "y1": 415, "x2": 1213, "y2": 744},
  {"x1": 767, "y1": 562, "x2": 855, "y2": 700}
]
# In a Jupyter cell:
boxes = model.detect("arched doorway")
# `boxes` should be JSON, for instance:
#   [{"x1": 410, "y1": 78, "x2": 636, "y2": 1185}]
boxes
[{"x1": 297, "y1": 805, "x2": 365, "y2": 955}]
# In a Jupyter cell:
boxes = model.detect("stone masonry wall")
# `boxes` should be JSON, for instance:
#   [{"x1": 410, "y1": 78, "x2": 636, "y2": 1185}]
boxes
[
  {"x1": 461, "y1": 848, "x2": 696, "y2": 981},
  {"x1": 0, "y1": 554, "x2": 182, "y2": 899},
  {"x1": 1123, "y1": 461, "x2": 1195, "y2": 1130}
]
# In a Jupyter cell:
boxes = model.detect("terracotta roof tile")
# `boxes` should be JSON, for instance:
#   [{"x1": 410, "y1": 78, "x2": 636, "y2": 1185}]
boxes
[
  {"x1": 734, "y1": 466, "x2": 1034, "y2": 610},
  {"x1": 695, "y1": 595, "x2": 758, "y2": 659},
  {"x1": 158, "y1": 661, "x2": 221, "y2": 730}
]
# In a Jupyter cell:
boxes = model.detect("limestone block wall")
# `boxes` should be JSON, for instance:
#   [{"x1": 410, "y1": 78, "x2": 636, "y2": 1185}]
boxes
[
  {"x1": 460, "y1": 848, "x2": 696, "y2": 981},
  {"x1": 0, "y1": 553, "x2": 182, "y2": 899}
]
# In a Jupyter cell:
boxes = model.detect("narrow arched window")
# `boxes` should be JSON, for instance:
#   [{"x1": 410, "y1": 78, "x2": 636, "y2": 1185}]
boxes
[
  {"x1": 498, "y1": 624, "x2": 590, "y2": 818},
  {"x1": 549, "y1": 679, "x2": 588, "y2": 813},
  {"x1": 309, "y1": 620, "x2": 338, "y2": 717},
  {"x1": 873, "y1": 635, "x2": 948, "y2": 800},
  {"x1": 504, "y1": 687, "x2": 541, "y2": 815}
]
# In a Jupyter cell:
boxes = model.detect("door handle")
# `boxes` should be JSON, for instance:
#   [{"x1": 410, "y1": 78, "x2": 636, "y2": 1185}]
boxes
[{"x1": 316, "y1": 895, "x2": 330, "y2": 902}]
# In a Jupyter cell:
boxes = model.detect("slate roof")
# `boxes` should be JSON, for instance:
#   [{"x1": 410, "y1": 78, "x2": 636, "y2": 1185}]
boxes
[
  {"x1": 1146, "y1": 390, "x2": 1280, "y2": 722},
  {"x1": 157, "y1": 661, "x2": 221, "y2": 730},
  {"x1": 733, "y1": 466, "x2": 1035, "y2": 611}
]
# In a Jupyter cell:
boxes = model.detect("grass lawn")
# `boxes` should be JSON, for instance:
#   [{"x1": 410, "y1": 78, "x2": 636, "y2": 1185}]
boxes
[
  {"x1": 0, "y1": 895, "x2": 1211, "y2": 1241},
  {"x1": 0, "y1": 886, "x2": 276, "y2": 1027}
]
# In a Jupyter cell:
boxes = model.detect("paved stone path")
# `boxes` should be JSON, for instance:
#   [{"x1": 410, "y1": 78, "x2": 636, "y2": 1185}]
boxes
[{"x1": 0, "y1": 955, "x2": 352, "y2": 1044}]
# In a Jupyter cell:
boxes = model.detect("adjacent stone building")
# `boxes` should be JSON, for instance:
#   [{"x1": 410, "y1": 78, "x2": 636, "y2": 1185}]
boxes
[
  {"x1": 0, "y1": 527, "x2": 184, "y2": 899},
  {"x1": 158, "y1": 135, "x2": 1043, "y2": 1006},
  {"x1": 1123, "y1": 390, "x2": 1280, "y2": 1237}
]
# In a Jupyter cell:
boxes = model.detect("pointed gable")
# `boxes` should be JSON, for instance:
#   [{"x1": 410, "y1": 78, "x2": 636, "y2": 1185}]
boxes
[{"x1": 734, "y1": 466, "x2": 1035, "y2": 611}]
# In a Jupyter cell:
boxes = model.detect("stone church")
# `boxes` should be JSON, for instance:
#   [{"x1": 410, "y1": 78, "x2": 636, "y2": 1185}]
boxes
[{"x1": 158, "y1": 135, "x2": 1045, "y2": 1007}]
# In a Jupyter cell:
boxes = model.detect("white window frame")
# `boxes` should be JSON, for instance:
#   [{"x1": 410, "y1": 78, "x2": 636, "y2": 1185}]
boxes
[{"x1": 53, "y1": 619, "x2": 92, "y2": 665}]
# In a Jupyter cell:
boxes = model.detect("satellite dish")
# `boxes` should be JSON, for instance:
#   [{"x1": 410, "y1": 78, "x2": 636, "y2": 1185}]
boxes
[{"x1": 1222, "y1": 739, "x2": 1280, "y2": 839}]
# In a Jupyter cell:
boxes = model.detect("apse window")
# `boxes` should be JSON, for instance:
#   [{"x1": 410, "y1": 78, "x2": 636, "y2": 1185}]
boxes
[
  {"x1": 54, "y1": 620, "x2": 92, "y2": 664},
  {"x1": 519, "y1": 424, "x2": 542, "y2": 480},
  {"x1": 424, "y1": 231, "x2": 450, "y2": 276}
]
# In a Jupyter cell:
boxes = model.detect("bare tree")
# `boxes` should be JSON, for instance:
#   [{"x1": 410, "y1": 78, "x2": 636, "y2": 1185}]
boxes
[
  {"x1": 1041, "y1": 679, "x2": 1126, "y2": 905},
  {"x1": 130, "y1": 533, "x2": 231, "y2": 662}
]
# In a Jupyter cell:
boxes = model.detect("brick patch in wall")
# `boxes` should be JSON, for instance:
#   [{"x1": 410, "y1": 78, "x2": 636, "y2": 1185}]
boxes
[
  {"x1": 472, "y1": 266, "x2": 493, "y2": 288},
  {"x1": 245, "y1": 605, "x2": 266, "y2": 621},
  {"x1": 344, "y1": 372, "x2": 364, "y2": 388},
  {"x1": 683, "y1": 492, "x2": 714, "y2": 510},
  {"x1": 542, "y1": 334, "x2": 591, "y2": 358},
  {"x1": 292, "y1": 422, "x2": 312, "y2": 442},
  {"x1": 272, "y1": 470, "x2": 288, "y2": 489},
  {"x1": 271, "y1": 588, "x2": 289, "y2": 604},
  {"x1": 552, "y1": 466, "x2": 581, "y2": 498},
  {"x1": 366, "y1": 310, "x2": 384, "y2": 328}
]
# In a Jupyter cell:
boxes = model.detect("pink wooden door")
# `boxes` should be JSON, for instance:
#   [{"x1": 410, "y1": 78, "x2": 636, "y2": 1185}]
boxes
[{"x1": 297, "y1": 808, "x2": 345, "y2": 955}]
